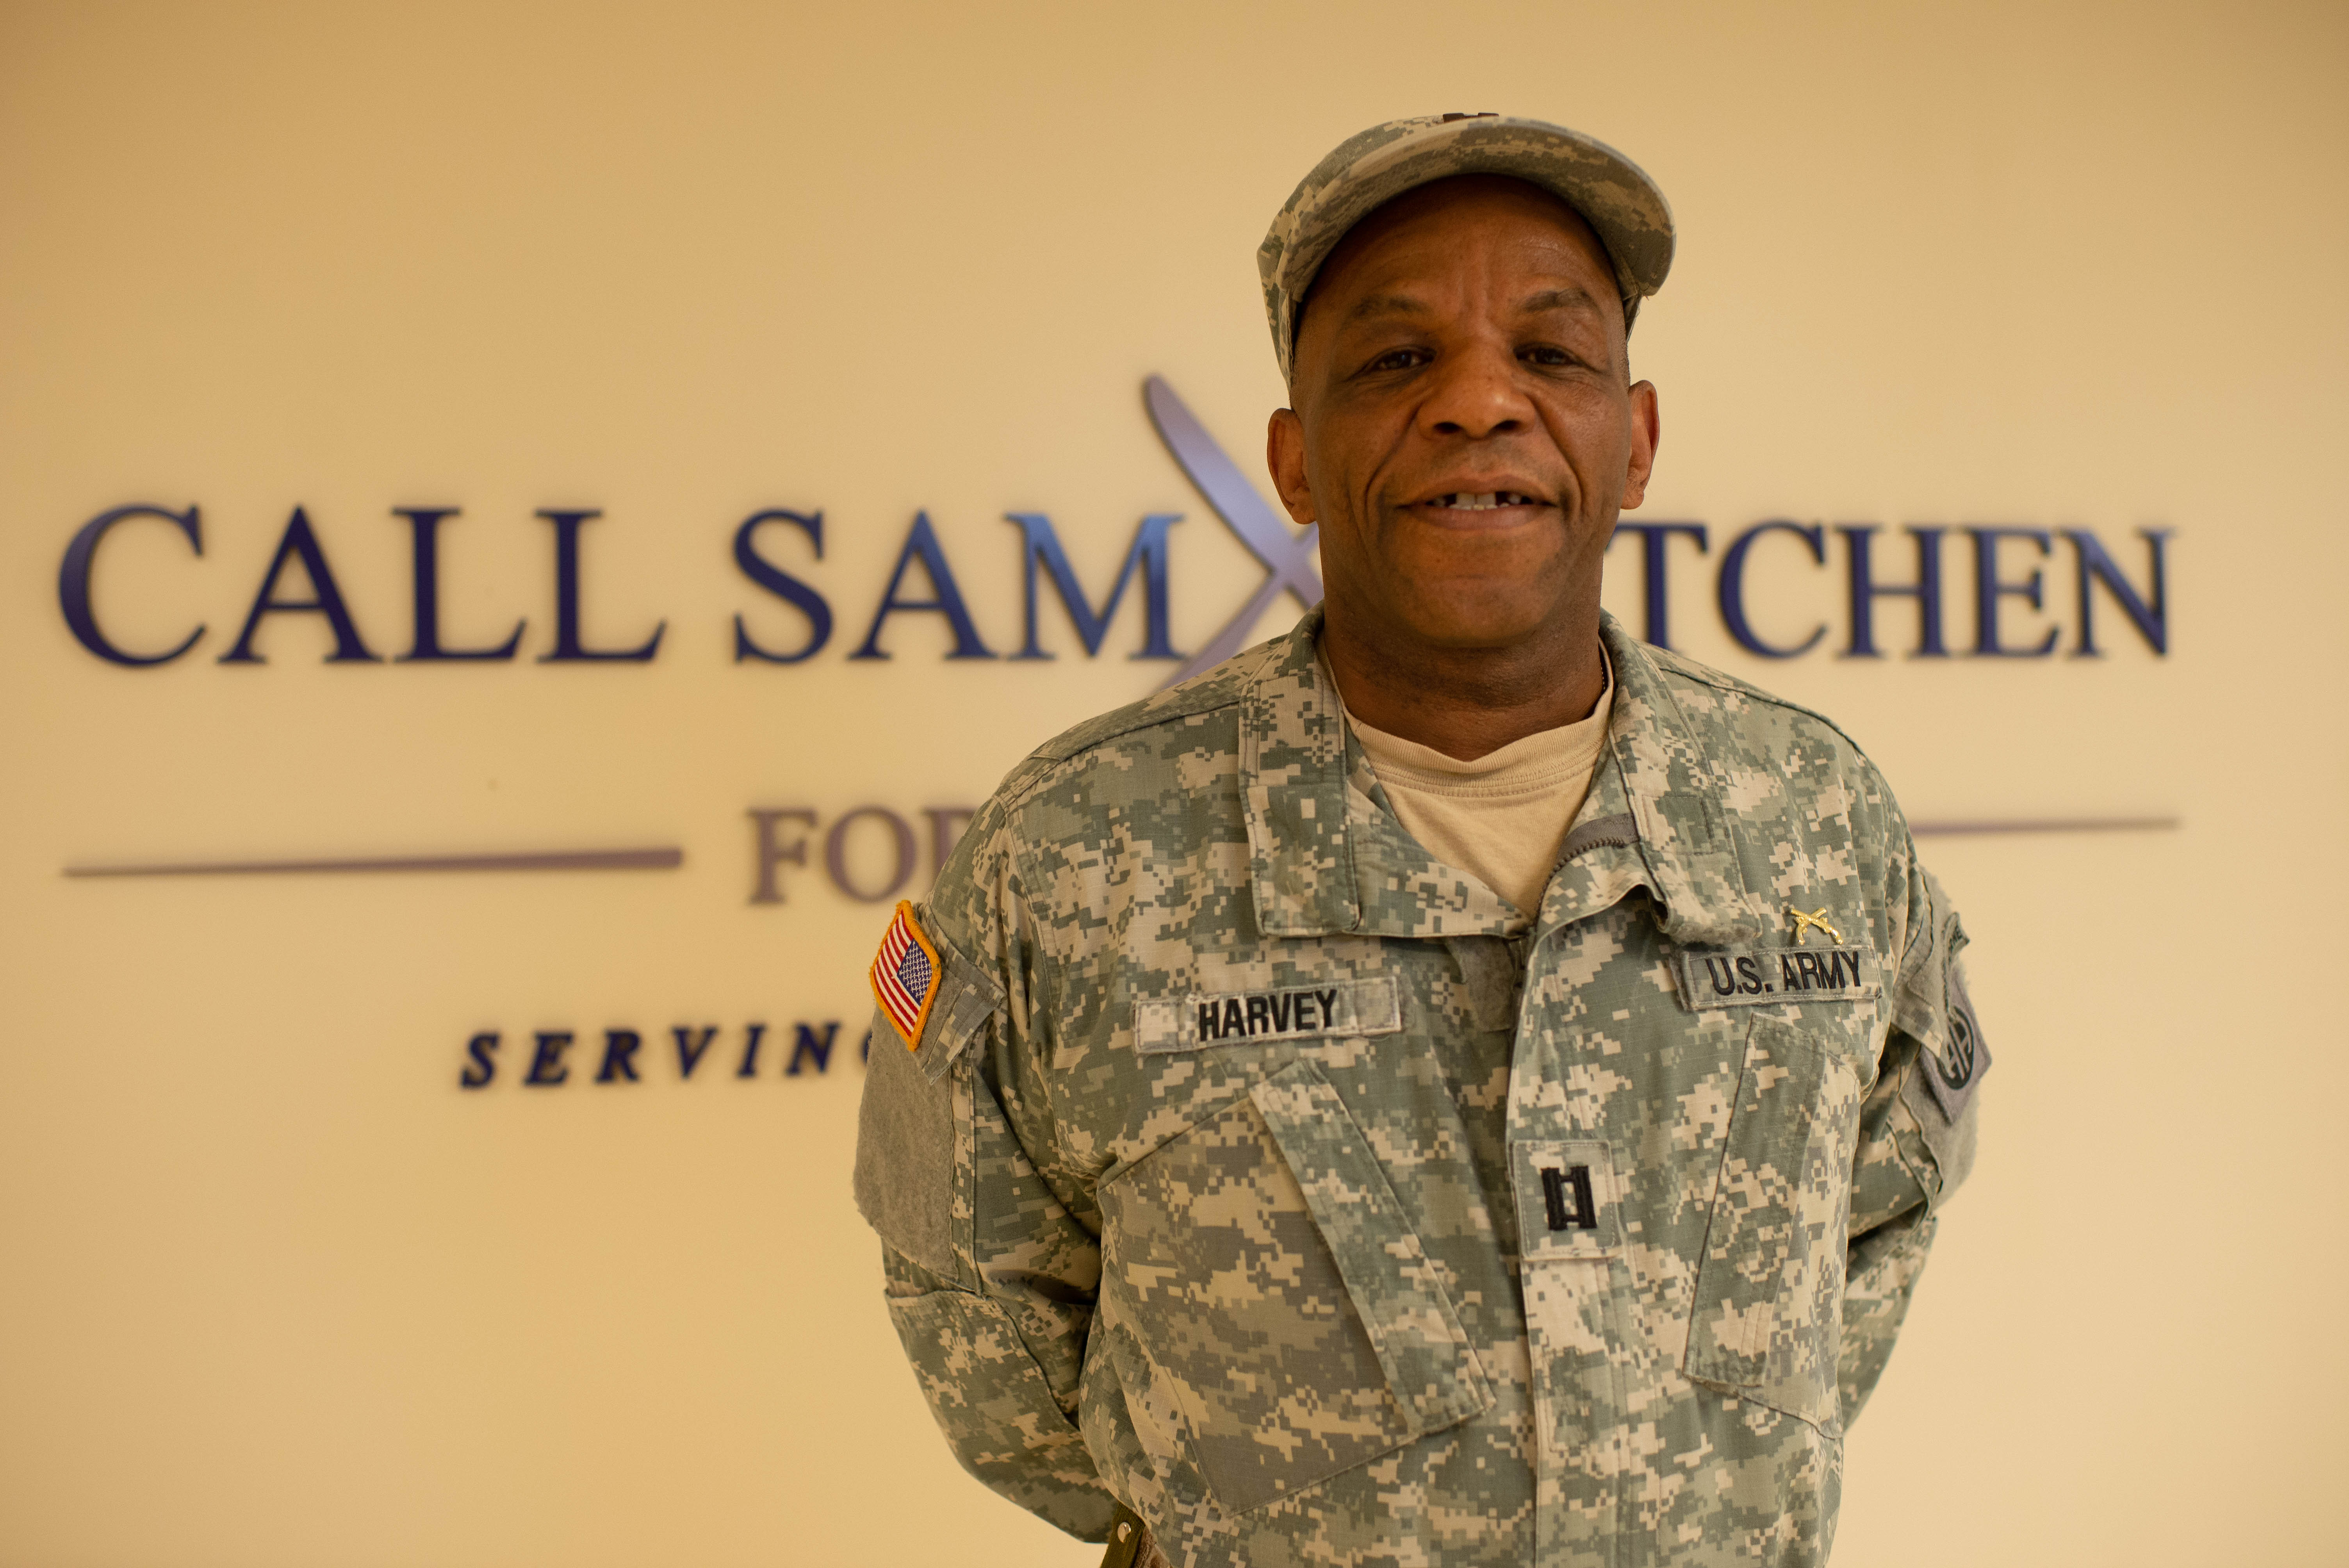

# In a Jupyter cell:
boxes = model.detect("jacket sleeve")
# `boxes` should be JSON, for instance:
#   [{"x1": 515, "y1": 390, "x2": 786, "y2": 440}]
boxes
[
  {"x1": 852, "y1": 800, "x2": 1116, "y2": 1541},
  {"x1": 1839, "y1": 848, "x2": 1987, "y2": 1425}
]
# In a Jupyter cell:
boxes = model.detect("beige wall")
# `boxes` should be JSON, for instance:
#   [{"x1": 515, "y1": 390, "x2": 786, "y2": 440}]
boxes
[{"x1": 2, "y1": 2, "x2": 2343, "y2": 1563}]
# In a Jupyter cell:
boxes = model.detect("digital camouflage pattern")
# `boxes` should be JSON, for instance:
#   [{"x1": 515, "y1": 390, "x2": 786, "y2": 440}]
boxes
[
  {"x1": 855, "y1": 609, "x2": 1983, "y2": 1567},
  {"x1": 1258, "y1": 114, "x2": 1677, "y2": 383}
]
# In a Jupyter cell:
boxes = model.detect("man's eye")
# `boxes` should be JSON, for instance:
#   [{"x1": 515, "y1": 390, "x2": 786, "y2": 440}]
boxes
[
  {"x1": 1518, "y1": 344, "x2": 1576, "y2": 367},
  {"x1": 1365, "y1": 347, "x2": 1428, "y2": 373}
]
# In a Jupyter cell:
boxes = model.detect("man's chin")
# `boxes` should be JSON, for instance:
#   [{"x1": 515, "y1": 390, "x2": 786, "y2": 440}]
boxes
[{"x1": 1380, "y1": 595, "x2": 1570, "y2": 655}]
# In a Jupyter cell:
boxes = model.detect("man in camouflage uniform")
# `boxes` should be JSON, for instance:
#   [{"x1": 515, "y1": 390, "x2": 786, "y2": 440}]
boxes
[{"x1": 854, "y1": 114, "x2": 1985, "y2": 1567}]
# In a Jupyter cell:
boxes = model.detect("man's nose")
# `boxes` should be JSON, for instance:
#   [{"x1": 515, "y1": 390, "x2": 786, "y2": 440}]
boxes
[{"x1": 1419, "y1": 341, "x2": 1535, "y2": 439}]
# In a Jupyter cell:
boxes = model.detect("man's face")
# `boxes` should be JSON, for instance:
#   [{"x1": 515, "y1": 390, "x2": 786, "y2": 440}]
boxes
[{"x1": 1269, "y1": 175, "x2": 1659, "y2": 656}]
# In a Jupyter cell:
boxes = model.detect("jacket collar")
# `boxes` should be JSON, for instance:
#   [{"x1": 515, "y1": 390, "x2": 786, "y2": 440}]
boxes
[
  {"x1": 1235, "y1": 608, "x2": 1357, "y2": 937},
  {"x1": 1237, "y1": 609, "x2": 1769, "y2": 946}
]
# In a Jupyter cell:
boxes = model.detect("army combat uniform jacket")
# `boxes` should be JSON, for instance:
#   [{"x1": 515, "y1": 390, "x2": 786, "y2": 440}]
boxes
[{"x1": 854, "y1": 609, "x2": 1985, "y2": 1568}]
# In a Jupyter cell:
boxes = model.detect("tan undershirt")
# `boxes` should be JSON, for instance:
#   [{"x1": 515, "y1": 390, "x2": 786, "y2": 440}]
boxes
[{"x1": 1339, "y1": 651, "x2": 1615, "y2": 918}]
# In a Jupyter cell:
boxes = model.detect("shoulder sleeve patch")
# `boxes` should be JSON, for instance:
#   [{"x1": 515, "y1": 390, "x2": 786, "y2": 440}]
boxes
[
  {"x1": 1918, "y1": 955, "x2": 1991, "y2": 1124},
  {"x1": 852, "y1": 914, "x2": 1004, "y2": 1280},
  {"x1": 870, "y1": 900, "x2": 944, "y2": 1050}
]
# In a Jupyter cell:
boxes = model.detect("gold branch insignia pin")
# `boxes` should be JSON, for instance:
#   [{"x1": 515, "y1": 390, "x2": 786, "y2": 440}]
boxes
[{"x1": 1787, "y1": 906, "x2": 1843, "y2": 945}]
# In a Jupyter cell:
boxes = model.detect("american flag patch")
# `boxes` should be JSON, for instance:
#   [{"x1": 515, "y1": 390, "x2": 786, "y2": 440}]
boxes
[{"x1": 869, "y1": 900, "x2": 943, "y2": 1050}]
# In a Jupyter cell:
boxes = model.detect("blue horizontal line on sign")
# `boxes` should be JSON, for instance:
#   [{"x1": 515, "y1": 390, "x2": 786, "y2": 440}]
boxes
[
  {"x1": 62, "y1": 847, "x2": 684, "y2": 877},
  {"x1": 1907, "y1": 816, "x2": 2178, "y2": 837}
]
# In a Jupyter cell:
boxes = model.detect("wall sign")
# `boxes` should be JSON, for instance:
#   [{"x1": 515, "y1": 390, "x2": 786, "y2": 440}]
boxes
[{"x1": 54, "y1": 379, "x2": 2170, "y2": 676}]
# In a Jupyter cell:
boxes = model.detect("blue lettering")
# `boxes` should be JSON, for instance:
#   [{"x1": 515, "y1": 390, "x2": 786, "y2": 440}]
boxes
[
  {"x1": 2066, "y1": 527, "x2": 2170, "y2": 656},
  {"x1": 397, "y1": 507, "x2": 523, "y2": 661},
  {"x1": 1716, "y1": 521, "x2": 1828, "y2": 659},
  {"x1": 219, "y1": 507, "x2": 379, "y2": 663},
  {"x1": 732, "y1": 508, "x2": 833, "y2": 663},
  {"x1": 1969, "y1": 527, "x2": 2058, "y2": 657},
  {"x1": 458, "y1": 1030, "x2": 499, "y2": 1089},
  {"x1": 538, "y1": 509, "x2": 664, "y2": 662},
  {"x1": 1840, "y1": 525, "x2": 1948, "y2": 657},
  {"x1": 525, "y1": 1030, "x2": 572, "y2": 1086},
  {"x1": 786, "y1": 1021, "x2": 839, "y2": 1075},
  {"x1": 1609, "y1": 522, "x2": 1708, "y2": 650},
  {"x1": 1007, "y1": 512, "x2": 1184, "y2": 660},
  {"x1": 57, "y1": 503, "x2": 206, "y2": 666},
  {"x1": 596, "y1": 1028, "x2": 642, "y2": 1083},
  {"x1": 673, "y1": 1025, "x2": 719, "y2": 1078},
  {"x1": 850, "y1": 511, "x2": 995, "y2": 660},
  {"x1": 736, "y1": 1021, "x2": 768, "y2": 1078}
]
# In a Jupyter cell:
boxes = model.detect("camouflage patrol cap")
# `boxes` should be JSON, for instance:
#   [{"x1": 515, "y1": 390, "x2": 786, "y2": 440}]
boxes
[{"x1": 1259, "y1": 113, "x2": 1675, "y2": 382}]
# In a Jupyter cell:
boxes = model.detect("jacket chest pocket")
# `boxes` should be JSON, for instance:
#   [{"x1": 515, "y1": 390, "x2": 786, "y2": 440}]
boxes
[
  {"x1": 1094, "y1": 1059, "x2": 1492, "y2": 1515},
  {"x1": 1683, "y1": 1014, "x2": 1866, "y2": 1434}
]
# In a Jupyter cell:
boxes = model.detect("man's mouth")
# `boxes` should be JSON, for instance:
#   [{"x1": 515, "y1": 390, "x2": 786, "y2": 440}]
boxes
[{"x1": 1428, "y1": 491, "x2": 1541, "y2": 511}]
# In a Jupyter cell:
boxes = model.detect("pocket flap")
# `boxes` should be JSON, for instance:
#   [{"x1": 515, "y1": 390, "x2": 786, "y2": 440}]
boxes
[
  {"x1": 854, "y1": 930, "x2": 1002, "y2": 1281},
  {"x1": 1683, "y1": 1016, "x2": 1863, "y2": 1434},
  {"x1": 912, "y1": 934, "x2": 1001, "y2": 1082},
  {"x1": 1250, "y1": 1061, "x2": 1492, "y2": 1435}
]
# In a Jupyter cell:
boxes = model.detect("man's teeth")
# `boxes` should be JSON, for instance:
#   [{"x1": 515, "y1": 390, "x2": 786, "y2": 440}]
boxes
[{"x1": 1435, "y1": 492, "x2": 1534, "y2": 510}]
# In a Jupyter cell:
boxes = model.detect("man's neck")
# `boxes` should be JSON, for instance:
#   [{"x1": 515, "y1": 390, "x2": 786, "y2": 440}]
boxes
[{"x1": 1318, "y1": 607, "x2": 1609, "y2": 763}]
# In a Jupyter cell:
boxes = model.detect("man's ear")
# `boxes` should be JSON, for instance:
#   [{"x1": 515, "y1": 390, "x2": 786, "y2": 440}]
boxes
[
  {"x1": 1266, "y1": 408, "x2": 1315, "y2": 526},
  {"x1": 1620, "y1": 380, "x2": 1661, "y2": 510}
]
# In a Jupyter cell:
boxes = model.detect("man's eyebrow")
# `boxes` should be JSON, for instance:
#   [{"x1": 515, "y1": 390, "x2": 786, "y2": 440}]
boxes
[
  {"x1": 1520, "y1": 285, "x2": 1603, "y2": 315},
  {"x1": 1339, "y1": 285, "x2": 1606, "y2": 326},
  {"x1": 1342, "y1": 292, "x2": 1433, "y2": 325}
]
